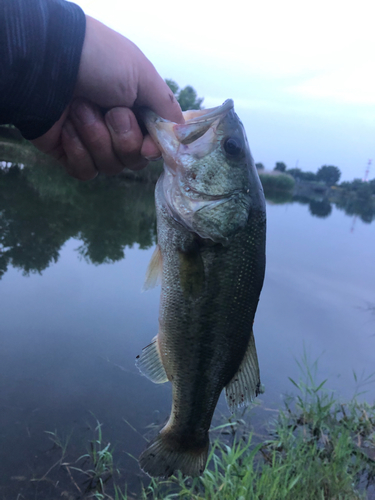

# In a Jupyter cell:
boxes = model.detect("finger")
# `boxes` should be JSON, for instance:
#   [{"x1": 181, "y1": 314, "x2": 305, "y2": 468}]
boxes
[
  {"x1": 141, "y1": 135, "x2": 162, "y2": 160},
  {"x1": 105, "y1": 107, "x2": 148, "y2": 171},
  {"x1": 136, "y1": 59, "x2": 184, "y2": 124},
  {"x1": 70, "y1": 98, "x2": 128, "y2": 175},
  {"x1": 61, "y1": 119, "x2": 98, "y2": 180},
  {"x1": 76, "y1": 17, "x2": 184, "y2": 125}
]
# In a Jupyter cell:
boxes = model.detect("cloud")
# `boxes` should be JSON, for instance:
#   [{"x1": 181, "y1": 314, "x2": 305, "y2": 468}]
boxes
[{"x1": 288, "y1": 65, "x2": 375, "y2": 105}]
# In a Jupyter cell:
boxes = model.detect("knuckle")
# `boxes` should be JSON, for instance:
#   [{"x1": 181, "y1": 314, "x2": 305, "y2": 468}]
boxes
[{"x1": 113, "y1": 129, "x2": 142, "y2": 157}]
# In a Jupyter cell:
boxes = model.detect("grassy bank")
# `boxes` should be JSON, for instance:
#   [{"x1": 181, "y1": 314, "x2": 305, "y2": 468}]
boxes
[
  {"x1": 20, "y1": 359, "x2": 374, "y2": 500},
  {"x1": 131, "y1": 360, "x2": 375, "y2": 500}
]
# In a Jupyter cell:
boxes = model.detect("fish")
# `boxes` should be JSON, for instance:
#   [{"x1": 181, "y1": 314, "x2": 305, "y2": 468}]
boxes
[{"x1": 136, "y1": 99, "x2": 266, "y2": 478}]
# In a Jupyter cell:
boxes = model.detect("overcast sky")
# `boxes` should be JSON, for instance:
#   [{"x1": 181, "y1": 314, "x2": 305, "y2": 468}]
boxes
[{"x1": 75, "y1": 0, "x2": 374, "y2": 181}]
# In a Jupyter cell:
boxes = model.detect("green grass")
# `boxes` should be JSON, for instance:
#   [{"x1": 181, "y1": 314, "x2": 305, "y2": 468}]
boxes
[
  {"x1": 33, "y1": 359, "x2": 375, "y2": 500},
  {"x1": 70, "y1": 415, "x2": 119, "y2": 497},
  {"x1": 131, "y1": 354, "x2": 375, "y2": 500}
]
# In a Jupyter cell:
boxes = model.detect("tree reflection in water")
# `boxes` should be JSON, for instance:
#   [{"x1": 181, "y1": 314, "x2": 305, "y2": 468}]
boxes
[
  {"x1": 0, "y1": 162, "x2": 156, "y2": 279},
  {"x1": 1, "y1": 159, "x2": 374, "y2": 280}
]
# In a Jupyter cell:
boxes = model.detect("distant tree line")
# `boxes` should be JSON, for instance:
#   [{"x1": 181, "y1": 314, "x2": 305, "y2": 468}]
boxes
[
  {"x1": 256, "y1": 161, "x2": 375, "y2": 194},
  {"x1": 165, "y1": 79, "x2": 204, "y2": 111},
  {"x1": 256, "y1": 162, "x2": 342, "y2": 186},
  {"x1": 255, "y1": 161, "x2": 375, "y2": 222}
]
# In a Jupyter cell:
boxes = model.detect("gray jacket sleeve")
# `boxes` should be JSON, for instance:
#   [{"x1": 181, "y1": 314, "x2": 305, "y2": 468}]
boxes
[{"x1": 0, "y1": 0, "x2": 86, "y2": 139}]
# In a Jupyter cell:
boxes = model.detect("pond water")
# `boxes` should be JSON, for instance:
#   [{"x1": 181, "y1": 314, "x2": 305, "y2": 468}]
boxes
[{"x1": 0, "y1": 164, "x2": 374, "y2": 498}]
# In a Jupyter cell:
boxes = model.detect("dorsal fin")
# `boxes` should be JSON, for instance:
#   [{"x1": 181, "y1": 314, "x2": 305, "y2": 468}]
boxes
[{"x1": 143, "y1": 245, "x2": 163, "y2": 291}]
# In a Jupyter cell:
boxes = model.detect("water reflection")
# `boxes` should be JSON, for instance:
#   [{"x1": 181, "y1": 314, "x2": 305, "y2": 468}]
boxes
[
  {"x1": 335, "y1": 193, "x2": 375, "y2": 223},
  {"x1": 1, "y1": 162, "x2": 374, "y2": 281},
  {"x1": 0, "y1": 163, "x2": 156, "y2": 279},
  {"x1": 308, "y1": 199, "x2": 332, "y2": 218},
  {"x1": 263, "y1": 183, "x2": 375, "y2": 223},
  {"x1": 1, "y1": 159, "x2": 374, "y2": 498}
]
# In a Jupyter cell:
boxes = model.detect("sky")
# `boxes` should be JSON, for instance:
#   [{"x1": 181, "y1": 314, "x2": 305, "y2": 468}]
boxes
[{"x1": 75, "y1": 0, "x2": 374, "y2": 181}]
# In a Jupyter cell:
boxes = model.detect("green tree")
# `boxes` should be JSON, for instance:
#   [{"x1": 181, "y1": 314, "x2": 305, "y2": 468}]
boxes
[
  {"x1": 316, "y1": 165, "x2": 341, "y2": 186},
  {"x1": 300, "y1": 171, "x2": 317, "y2": 181},
  {"x1": 255, "y1": 163, "x2": 265, "y2": 170},
  {"x1": 286, "y1": 168, "x2": 302, "y2": 178},
  {"x1": 165, "y1": 79, "x2": 203, "y2": 111},
  {"x1": 274, "y1": 162, "x2": 287, "y2": 172}
]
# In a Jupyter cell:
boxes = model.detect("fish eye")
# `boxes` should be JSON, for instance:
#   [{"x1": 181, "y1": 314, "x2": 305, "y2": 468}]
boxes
[{"x1": 223, "y1": 137, "x2": 243, "y2": 157}]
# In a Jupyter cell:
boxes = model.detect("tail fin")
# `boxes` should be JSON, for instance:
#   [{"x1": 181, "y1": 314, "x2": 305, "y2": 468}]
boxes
[{"x1": 139, "y1": 431, "x2": 209, "y2": 478}]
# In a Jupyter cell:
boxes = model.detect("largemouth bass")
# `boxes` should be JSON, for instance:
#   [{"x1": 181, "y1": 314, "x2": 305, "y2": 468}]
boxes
[{"x1": 136, "y1": 99, "x2": 266, "y2": 478}]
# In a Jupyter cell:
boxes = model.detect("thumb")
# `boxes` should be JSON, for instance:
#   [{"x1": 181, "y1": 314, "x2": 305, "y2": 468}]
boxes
[{"x1": 136, "y1": 58, "x2": 184, "y2": 124}]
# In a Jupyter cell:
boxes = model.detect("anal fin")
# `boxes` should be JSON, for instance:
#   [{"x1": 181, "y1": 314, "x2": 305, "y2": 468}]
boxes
[
  {"x1": 136, "y1": 336, "x2": 168, "y2": 384},
  {"x1": 225, "y1": 330, "x2": 263, "y2": 412}
]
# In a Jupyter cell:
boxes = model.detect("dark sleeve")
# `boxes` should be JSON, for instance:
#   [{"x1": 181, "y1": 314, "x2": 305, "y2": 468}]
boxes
[{"x1": 0, "y1": 0, "x2": 86, "y2": 140}]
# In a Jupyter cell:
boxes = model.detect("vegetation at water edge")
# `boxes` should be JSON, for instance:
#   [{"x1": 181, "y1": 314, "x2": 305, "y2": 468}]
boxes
[
  {"x1": 258, "y1": 171, "x2": 295, "y2": 193},
  {"x1": 131, "y1": 358, "x2": 375, "y2": 500},
  {"x1": 10, "y1": 358, "x2": 374, "y2": 500}
]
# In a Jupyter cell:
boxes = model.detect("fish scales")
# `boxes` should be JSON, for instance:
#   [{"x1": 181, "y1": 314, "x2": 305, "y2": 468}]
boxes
[
  {"x1": 157, "y1": 189, "x2": 265, "y2": 427},
  {"x1": 136, "y1": 99, "x2": 266, "y2": 478}
]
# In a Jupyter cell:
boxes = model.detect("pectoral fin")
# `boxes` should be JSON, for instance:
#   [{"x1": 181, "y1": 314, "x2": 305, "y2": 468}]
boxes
[
  {"x1": 143, "y1": 245, "x2": 163, "y2": 291},
  {"x1": 135, "y1": 336, "x2": 168, "y2": 384},
  {"x1": 225, "y1": 330, "x2": 263, "y2": 412}
]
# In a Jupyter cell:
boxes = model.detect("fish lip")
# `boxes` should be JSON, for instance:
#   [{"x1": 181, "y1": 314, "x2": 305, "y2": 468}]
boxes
[
  {"x1": 139, "y1": 100, "x2": 235, "y2": 168},
  {"x1": 183, "y1": 99, "x2": 234, "y2": 125}
]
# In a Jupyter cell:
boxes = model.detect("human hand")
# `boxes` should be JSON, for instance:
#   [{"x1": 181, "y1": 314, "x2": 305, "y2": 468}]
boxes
[{"x1": 32, "y1": 16, "x2": 183, "y2": 180}]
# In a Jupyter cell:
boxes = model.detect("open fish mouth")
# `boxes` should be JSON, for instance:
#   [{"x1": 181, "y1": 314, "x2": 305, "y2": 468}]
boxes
[
  {"x1": 142, "y1": 98, "x2": 257, "y2": 243},
  {"x1": 140, "y1": 100, "x2": 235, "y2": 161},
  {"x1": 173, "y1": 100, "x2": 234, "y2": 145},
  {"x1": 180, "y1": 99, "x2": 234, "y2": 124}
]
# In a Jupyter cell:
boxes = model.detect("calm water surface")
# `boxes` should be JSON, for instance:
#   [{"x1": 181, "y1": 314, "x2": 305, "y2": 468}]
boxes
[{"x1": 0, "y1": 167, "x2": 374, "y2": 498}]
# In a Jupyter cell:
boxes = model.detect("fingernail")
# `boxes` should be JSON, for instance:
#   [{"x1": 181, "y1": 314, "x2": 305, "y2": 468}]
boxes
[
  {"x1": 106, "y1": 108, "x2": 131, "y2": 134},
  {"x1": 63, "y1": 119, "x2": 77, "y2": 138},
  {"x1": 144, "y1": 154, "x2": 162, "y2": 161},
  {"x1": 71, "y1": 99, "x2": 97, "y2": 125}
]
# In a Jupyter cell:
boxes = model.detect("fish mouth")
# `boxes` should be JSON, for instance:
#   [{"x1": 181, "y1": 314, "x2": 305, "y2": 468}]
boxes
[
  {"x1": 174, "y1": 100, "x2": 234, "y2": 145},
  {"x1": 181, "y1": 99, "x2": 234, "y2": 124},
  {"x1": 140, "y1": 100, "x2": 235, "y2": 159}
]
